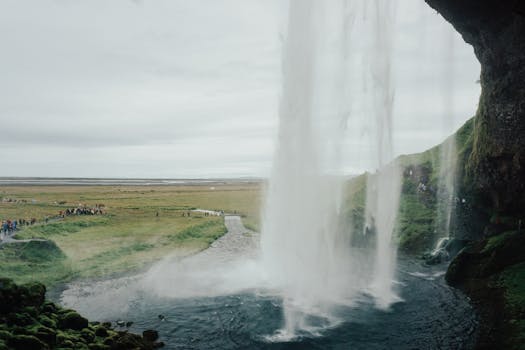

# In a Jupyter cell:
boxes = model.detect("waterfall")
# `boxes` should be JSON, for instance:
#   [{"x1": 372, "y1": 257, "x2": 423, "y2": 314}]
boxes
[
  {"x1": 261, "y1": 0, "x2": 401, "y2": 338},
  {"x1": 435, "y1": 30, "x2": 458, "y2": 242},
  {"x1": 363, "y1": 0, "x2": 402, "y2": 309}
]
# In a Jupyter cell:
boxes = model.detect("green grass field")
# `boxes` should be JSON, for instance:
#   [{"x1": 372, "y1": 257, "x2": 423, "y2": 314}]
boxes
[{"x1": 0, "y1": 183, "x2": 263, "y2": 287}]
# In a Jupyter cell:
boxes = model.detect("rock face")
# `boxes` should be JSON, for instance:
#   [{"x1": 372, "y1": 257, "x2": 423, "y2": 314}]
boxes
[
  {"x1": 420, "y1": 1, "x2": 525, "y2": 348},
  {"x1": 425, "y1": 0, "x2": 525, "y2": 240},
  {"x1": 0, "y1": 278, "x2": 164, "y2": 350},
  {"x1": 445, "y1": 231, "x2": 525, "y2": 349}
]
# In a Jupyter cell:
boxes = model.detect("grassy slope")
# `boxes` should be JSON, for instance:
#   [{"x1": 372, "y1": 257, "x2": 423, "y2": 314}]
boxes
[
  {"x1": 0, "y1": 183, "x2": 262, "y2": 286},
  {"x1": 343, "y1": 117, "x2": 475, "y2": 254}
]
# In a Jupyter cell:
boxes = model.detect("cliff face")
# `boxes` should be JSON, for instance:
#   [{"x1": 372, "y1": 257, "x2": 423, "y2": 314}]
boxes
[
  {"x1": 422, "y1": 1, "x2": 525, "y2": 348},
  {"x1": 425, "y1": 0, "x2": 525, "y2": 239}
]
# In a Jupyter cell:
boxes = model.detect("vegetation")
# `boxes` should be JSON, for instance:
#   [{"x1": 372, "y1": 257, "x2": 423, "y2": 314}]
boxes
[
  {"x1": 0, "y1": 183, "x2": 262, "y2": 287},
  {"x1": 0, "y1": 278, "x2": 162, "y2": 349},
  {"x1": 340, "y1": 118, "x2": 476, "y2": 254}
]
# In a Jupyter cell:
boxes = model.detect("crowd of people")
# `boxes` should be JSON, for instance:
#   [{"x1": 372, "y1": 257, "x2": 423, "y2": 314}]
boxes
[
  {"x1": 0, "y1": 204, "x2": 106, "y2": 241},
  {"x1": 58, "y1": 204, "x2": 105, "y2": 217},
  {"x1": 1, "y1": 218, "x2": 38, "y2": 233}
]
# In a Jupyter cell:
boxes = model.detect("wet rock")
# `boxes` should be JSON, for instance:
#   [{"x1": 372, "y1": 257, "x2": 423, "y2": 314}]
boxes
[
  {"x1": 424, "y1": 250, "x2": 448, "y2": 265},
  {"x1": 153, "y1": 341, "x2": 165, "y2": 348},
  {"x1": 444, "y1": 238, "x2": 470, "y2": 257},
  {"x1": 143, "y1": 329, "x2": 159, "y2": 342},
  {"x1": 110, "y1": 332, "x2": 154, "y2": 350}
]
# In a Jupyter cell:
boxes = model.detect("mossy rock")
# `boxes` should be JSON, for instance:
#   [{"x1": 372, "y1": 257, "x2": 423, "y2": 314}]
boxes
[
  {"x1": 34, "y1": 325, "x2": 57, "y2": 346},
  {"x1": 7, "y1": 312, "x2": 36, "y2": 327},
  {"x1": 0, "y1": 279, "x2": 160, "y2": 350},
  {"x1": 0, "y1": 278, "x2": 20, "y2": 313},
  {"x1": 94, "y1": 325, "x2": 109, "y2": 337},
  {"x1": 42, "y1": 301, "x2": 59, "y2": 314},
  {"x1": 81, "y1": 328, "x2": 96, "y2": 343},
  {"x1": 19, "y1": 282, "x2": 46, "y2": 307},
  {"x1": 0, "y1": 330, "x2": 12, "y2": 342},
  {"x1": 58, "y1": 311, "x2": 89, "y2": 330},
  {"x1": 38, "y1": 314, "x2": 57, "y2": 329},
  {"x1": 110, "y1": 332, "x2": 154, "y2": 350},
  {"x1": 142, "y1": 329, "x2": 159, "y2": 342},
  {"x1": 7, "y1": 334, "x2": 49, "y2": 350}
]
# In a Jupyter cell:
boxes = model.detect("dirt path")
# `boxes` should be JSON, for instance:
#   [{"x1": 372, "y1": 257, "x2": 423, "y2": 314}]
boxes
[{"x1": 0, "y1": 230, "x2": 48, "y2": 246}]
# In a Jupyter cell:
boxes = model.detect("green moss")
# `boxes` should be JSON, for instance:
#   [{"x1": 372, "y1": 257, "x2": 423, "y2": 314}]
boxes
[
  {"x1": 496, "y1": 262, "x2": 525, "y2": 349},
  {"x1": 396, "y1": 194, "x2": 436, "y2": 252},
  {"x1": 482, "y1": 231, "x2": 519, "y2": 253},
  {"x1": 37, "y1": 315, "x2": 56, "y2": 329},
  {"x1": 499, "y1": 262, "x2": 525, "y2": 313}
]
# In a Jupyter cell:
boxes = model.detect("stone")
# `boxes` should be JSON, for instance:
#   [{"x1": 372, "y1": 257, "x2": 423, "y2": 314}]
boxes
[
  {"x1": 58, "y1": 311, "x2": 89, "y2": 331},
  {"x1": 142, "y1": 329, "x2": 159, "y2": 342},
  {"x1": 7, "y1": 334, "x2": 49, "y2": 350},
  {"x1": 19, "y1": 282, "x2": 46, "y2": 307},
  {"x1": 94, "y1": 326, "x2": 109, "y2": 337}
]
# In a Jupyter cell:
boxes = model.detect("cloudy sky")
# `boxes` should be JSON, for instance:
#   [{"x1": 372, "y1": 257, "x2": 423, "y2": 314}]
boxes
[{"x1": 0, "y1": 0, "x2": 480, "y2": 178}]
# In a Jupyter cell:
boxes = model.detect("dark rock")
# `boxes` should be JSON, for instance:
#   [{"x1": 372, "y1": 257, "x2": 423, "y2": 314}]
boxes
[
  {"x1": 7, "y1": 334, "x2": 49, "y2": 350},
  {"x1": 81, "y1": 328, "x2": 96, "y2": 343},
  {"x1": 424, "y1": 250, "x2": 448, "y2": 265},
  {"x1": 41, "y1": 302, "x2": 58, "y2": 314},
  {"x1": 38, "y1": 315, "x2": 57, "y2": 329},
  {"x1": 153, "y1": 341, "x2": 165, "y2": 348},
  {"x1": 59, "y1": 339, "x2": 75, "y2": 348},
  {"x1": 0, "y1": 330, "x2": 12, "y2": 341},
  {"x1": 7, "y1": 312, "x2": 35, "y2": 327},
  {"x1": 95, "y1": 326, "x2": 109, "y2": 337},
  {"x1": 424, "y1": 0, "x2": 525, "y2": 241},
  {"x1": 19, "y1": 282, "x2": 46, "y2": 307},
  {"x1": 102, "y1": 322, "x2": 113, "y2": 329},
  {"x1": 58, "y1": 311, "x2": 89, "y2": 330},
  {"x1": 444, "y1": 238, "x2": 470, "y2": 257},
  {"x1": 0, "y1": 278, "x2": 19, "y2": 314},
  {"x1": 110, "y1": 332, "x2": 154, "y2": 350},
  {"x1": 34, "y1": 326, "x2": 57, "y2": 347},
  {"x1": 125, "y1": 321, "x2": 133, "y2": 328},
  {"x1": 142, "y1": 329, "x2": 159, "y2": 342},
  {"x1": 89, "y1": 344, "x2": 110, "y2": 350}
]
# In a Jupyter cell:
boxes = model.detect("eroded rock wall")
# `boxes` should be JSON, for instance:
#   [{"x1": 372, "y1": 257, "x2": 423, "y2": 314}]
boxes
[{"x1": 425, "y1": 0, "x2": 525, "y2": 238}]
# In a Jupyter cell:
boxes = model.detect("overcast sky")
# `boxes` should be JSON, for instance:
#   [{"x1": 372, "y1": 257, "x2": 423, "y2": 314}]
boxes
[{"x1": 0, "y1": 0, "x2": 480, "y2": 178}]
